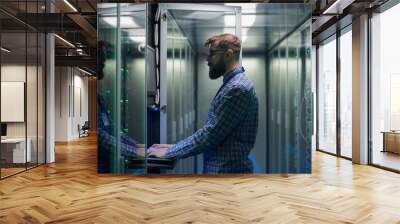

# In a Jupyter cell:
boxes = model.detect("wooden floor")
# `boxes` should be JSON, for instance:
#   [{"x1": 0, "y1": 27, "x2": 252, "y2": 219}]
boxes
[
  {"x1": 372, "y1": 150, "x2": 400, "y2": 171},
  {"x1": 1, "y1": 167, "x2": 26, "y2": 178},
  {"x1": 1, "y1": 163, "x2": 44, "y2": 178},
  {"x1": 1, "y1": 136, "x2": 400, "y2": 223}
]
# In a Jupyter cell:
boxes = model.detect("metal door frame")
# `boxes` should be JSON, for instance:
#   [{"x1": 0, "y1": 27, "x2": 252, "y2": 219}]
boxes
[
  {"x1": 157, "y1": 3, "x2": 242, "y2": 143},
  {"x1": 97, "y1": 3, "x2": 148, "y2": 173}
]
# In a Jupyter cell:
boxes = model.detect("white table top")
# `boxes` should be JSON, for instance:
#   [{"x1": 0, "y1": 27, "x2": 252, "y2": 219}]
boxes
[{"x1": 1, "y1": 138, "x2": 30, "y2": 143}]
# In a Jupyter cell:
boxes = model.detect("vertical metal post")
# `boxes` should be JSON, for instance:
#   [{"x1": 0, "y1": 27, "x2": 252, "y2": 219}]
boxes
[
  {"x1": 115, "y1": 3, "x2": 122, "y2": 173},
  {"x1": 316, "y1": 44, "x2": 319, "y2": 150},
  {"x1": 235, "y1": 7, "x2": 242, "y2": 64},
  {"x1": 367, "y1": 11, "x2": 373, "y2": 165},
  {"x1": 144, "y1": 3, "x2": 148, "y2": 174},
  {"x1": 0, "y1": 24, "x2": 2, "y2": 179},
  {"x1": 336, "y1": 29, "x2": 341, "y2": 157},
  {"x1": 36, "y1": 0, "x2": 39, "y2": 167},
  {"x1": 159, "y1": 9, "x2": 168, "y2": 144},
  {"x1": 352, "y1": 14, "x2": 369, "y2": 165},
  {"x1": 25, "y1": 0, "x2": 28, "y2": 171}
]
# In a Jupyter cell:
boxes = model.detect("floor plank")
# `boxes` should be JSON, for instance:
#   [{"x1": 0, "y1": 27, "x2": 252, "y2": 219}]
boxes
[{"x1": 1, "y1": 135, "x2": 400, "y2": 223}]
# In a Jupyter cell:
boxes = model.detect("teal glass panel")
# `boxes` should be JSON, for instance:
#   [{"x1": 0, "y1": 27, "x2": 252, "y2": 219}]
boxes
[
  {"x1": 267, "y1": 4, "x2": 312, "y2": 173},
  {"x1": 165, "y1": 12, "x2": 197, "y2": 173},
  {"x1": 97, "y1": 3, "x2": 147, "y2": 174}
]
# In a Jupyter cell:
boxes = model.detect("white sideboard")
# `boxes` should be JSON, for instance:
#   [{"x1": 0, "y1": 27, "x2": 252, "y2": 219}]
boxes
[{"x1": 1, "y1": 138, "x2": 31, "y2": 163}]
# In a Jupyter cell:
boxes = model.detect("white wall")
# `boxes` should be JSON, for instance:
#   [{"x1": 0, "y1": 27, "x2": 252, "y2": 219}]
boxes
[
  {"x1": 1, "y1": 65, "x2": 38, "y2": 137},
  {"x1": 73, "y1": 72, "x2": 89, "y2": 138},
  {"x1": 55, "y1": 67, "x2": 89, "y2": 141},
  {"x1": 1, "y1": 65, "x2": 26, "y2": 138},
  {"x1": 55, "y1": 67, "x2": 69, "y2": 141}
]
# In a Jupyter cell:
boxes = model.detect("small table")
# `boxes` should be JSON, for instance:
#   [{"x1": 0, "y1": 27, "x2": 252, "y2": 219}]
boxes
[
  {"x1": 1, "y1": 138, "x2": 31, "y2": 164},
  {"x1": 381, "y1": 131, "x2": 400, "y2": 154}
]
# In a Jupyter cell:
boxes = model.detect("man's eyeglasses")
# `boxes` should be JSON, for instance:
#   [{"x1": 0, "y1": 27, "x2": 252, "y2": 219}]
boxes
[
  {"x1": 207, "y1": 49, "x2": 241, "y2": 59},
  {"x1": 207, "y1": 50, "x2": 226, "y2": 58}
]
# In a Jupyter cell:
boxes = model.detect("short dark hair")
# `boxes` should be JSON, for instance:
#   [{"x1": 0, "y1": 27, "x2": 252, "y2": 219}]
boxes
[{"x1": 204, "y1": 33, "x2": 241, "y2": 60}]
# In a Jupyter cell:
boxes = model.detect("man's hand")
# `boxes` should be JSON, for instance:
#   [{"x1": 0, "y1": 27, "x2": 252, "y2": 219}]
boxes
[
  {"x1": 147, "y1": 144, "x2": 174, "y2": 158},
  {"x1": 131, "y1": 144, "x2": 146, "y2": 157}
]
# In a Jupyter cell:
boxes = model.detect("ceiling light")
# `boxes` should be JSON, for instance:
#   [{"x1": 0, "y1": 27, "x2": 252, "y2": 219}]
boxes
[
  {"x1": 54, "y1": 34, "x2": 75, "y2": 48},
  {"x1": 242, "y1": 15, "x2": 256, "y2": 27},
  {"x1": 76, "y1": 48, "x2": 84, "y2": 55},
  {"x1": 242, "y1": 35, "x2": 248, "y2": 42},
  {"x1": 224, "y1": 15, "x2": 256, "y2": 27},
  {"x1": 1, "y1": 47, "x2": 11, "y2": 53},
  {"x1": 102, "y1": 16, "x2": 139, "y2": 28},
  {"x1": 130, "y1": 36, "x2": 145, "y2": 43},
  {"x1": 322, "y1": 0, "x2": 352, "y2": 15},
  {"x1": 225, "y1": 3, "x2": 257, "y2": 13},
  {"x1": 63, "y1": 0, "x2": 78, "y2": 12},
  {"x1": 78, "y1": 67, "x2": 92, "y2": 76},
  {"x1": 224, "y1": 15, "x2": 236, "y2": 27},
  {"x1": 166, "y1": 36, "x2": 187, "y2": 40},
  {"x1": 182, "y1": 12, "x2": 221, "y2": 20}
]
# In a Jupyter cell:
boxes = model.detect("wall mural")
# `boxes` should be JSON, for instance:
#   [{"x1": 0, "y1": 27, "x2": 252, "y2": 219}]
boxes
[{"x1": 97, "y1": 3, "x2": 313, "y2": 174}]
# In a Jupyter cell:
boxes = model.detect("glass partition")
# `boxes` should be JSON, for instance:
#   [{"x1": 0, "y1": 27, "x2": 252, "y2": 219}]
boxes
[
  {"x1": 267, "y1": 5, "x2": 312, "y2": 173},
  {"x1": 97, "y1": 3, "x2": 147, "y2": 174},
  {"x1": 162, "y1": 3, "x2": 312, "y2": 174},
  {"x1": 317, "y1": 36, "x2": 337, "y2": 155},
  {"x1": 0, "y1": 1, "x2": 47, "y2": 179},
  {"x1": 339, "y1": 27, "x2": 352, "y2": 159},
  {"x1": 161, "y1": 5, "x2": 241, "y2": 174},
  {"x1": 165, "y1": 10, "x2": 205, "y2": 173},
  {"x1": 371, "y1": 3, "x2": 400, "y2": 171},
  {"x1": 1, "y1": 31, "x2": 27, "y2": 177}
]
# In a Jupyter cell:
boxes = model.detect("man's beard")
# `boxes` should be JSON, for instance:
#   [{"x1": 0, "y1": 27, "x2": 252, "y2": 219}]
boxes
[{"x1": 208, "y1": 61, "x2": 226, "y2": 80}]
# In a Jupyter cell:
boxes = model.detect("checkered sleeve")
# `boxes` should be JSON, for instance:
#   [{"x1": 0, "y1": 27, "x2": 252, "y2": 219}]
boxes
[
  {"x1": 165, "y1": 87, "x2": 251, "y2": 159},
  {"x1": 98, "y1": 128, "x2": 137, "y2": 155}
]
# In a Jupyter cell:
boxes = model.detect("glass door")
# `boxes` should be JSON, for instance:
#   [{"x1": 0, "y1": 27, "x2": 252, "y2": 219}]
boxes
[
  {"x1": 97, "y1": 3, "x2": 147, "y2": 174},
  {"x1": 158, "y1": 4, "x2": 241, "y2": 173},
  {"x1": 317, "y1": 35, "x2": 337, "y2": 155},
  {"x1": 158, "y1": 3, "x2": 241, "y2": 145},
  {"x1": 339, "y1": 26, "x2": 352, "y2": 159}
]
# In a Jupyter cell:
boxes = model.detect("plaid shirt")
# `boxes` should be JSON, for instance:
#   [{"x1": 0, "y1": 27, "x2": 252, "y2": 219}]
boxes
[{"x1": 166, "y1": 67, "x2": 259, "y2": 174}]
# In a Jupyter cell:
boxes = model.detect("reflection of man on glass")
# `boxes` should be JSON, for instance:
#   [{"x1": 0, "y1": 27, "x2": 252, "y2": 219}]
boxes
[
  {"x1": 148, "y1": 34, "x2": 259, "y2": 174},
  {"x1": 97, "y1": 41, "x2": 143, "y2": 173}
]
